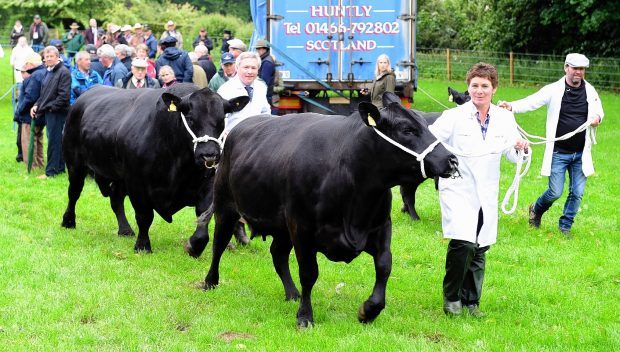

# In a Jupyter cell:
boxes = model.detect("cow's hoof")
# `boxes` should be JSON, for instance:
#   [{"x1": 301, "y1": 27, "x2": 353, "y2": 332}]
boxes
[
  {"x1": 118, "y1": 228, "x2": 135, "y2": 237},
  {"x1": 184, "y1": 241, "x2": 203, "y2": 258},
  {"x1": 237, "y1": 235, "x2": 251, "y2": 245},
  {"x1": 285, "y1": 290, "x2": 301, "y2": 301},
  {"x1": 357, "y1": 301, "x2": 382, "y2": 323},
  {"x1": 204, "y1": 279, "x2": 218, "y2": 290},
  {"x1": 61, "y1": 214, "x2": 76, "y2": 229},
  {"x1": 296, "y1": 318, "x2": 314, "y2": 329},
  {"x1": 134, "y1": 244, "x2": 152, "y2": 253}
]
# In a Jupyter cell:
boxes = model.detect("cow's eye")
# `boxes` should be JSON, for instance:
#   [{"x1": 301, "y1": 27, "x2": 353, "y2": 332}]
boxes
[{"x1": 403, "y1": 129, "x2": 416, "y2": 135}]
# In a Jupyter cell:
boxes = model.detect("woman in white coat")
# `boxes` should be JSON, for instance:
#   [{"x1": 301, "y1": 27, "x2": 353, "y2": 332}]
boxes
[{"x1": 429, "y1": 63, "x2": 529, "y2": 317}]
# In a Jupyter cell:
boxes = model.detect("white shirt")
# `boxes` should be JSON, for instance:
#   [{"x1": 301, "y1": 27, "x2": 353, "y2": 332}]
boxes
[{"x1": 217, "y1": 76, "x2": 271, "y2": 136}]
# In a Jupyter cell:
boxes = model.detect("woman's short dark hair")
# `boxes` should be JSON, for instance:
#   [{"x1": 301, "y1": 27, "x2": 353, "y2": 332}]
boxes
[{"x1": 466, "y1": 62, "x2": 498, "y2": 88}]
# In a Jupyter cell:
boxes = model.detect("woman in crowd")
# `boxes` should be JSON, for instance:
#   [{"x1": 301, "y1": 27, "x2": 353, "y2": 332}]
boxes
[
  {"x1": 361, "y1": 53, "x2": 396, "y2": 108},
  {"x1": 159, "y1": 65, "x2": 177, "y2": 88}
]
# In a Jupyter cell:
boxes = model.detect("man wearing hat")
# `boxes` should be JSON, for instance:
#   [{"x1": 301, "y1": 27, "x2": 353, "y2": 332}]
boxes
[
  {"x1": 254, "y1": 39, "x2": 276, "y2": 108},
  {"x1": 29, "y1": 15, "x2": 49, "y2": 52},
  {"x1": 156, "y1": 36, "x2": 193, "y2": 83},
  {"x1": 193, "y1": 28, "x2": 213, "y2": 51},
  {"x1": 160, "y1": 20, "x2": 183, "y2": 49},
  {"x1": 70, "y1": 51, "x2": 103, "y2": 105},
  {"x1": 143, "y1": 25, "x2": 157, "y2": 59},
  {"x1": 499, "y1": 53, "x2": 604, "y2": 237},
  {"x1": 62, "y1": 22, "x2": 84, "y2": 60},
  {"x1": 208, "y1": 52, "x2": 237, "y2": 92},
  {"x1": 133, "y1": 23, "x2": 145, "y2": 45},
  {"x1": 15, "y1": 53, "x2": 46, "y2": 170},
  {"x1": 227, "y1": 38, "x2": 247, "y2": 59},
  {"x1": 221, "y1": 29, "x2": 233, "y2": 54},
  {"x1": 116, "y1": 58, "x2": 160, "y2": 89}
]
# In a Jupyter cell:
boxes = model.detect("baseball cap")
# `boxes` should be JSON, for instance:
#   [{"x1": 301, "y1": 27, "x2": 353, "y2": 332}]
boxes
[
  {"x1": 227, "y1": 38, "x2": 247, "y2": 52},
  {"x1": 565, "y1": 53, "x2": 589, "y2": 68},
  {"x1": 221, "y1": 52, "x2": 235, "y2": 65},
  {"x1": 34, "y1": 14, "x2": 41, "y2": 19},
  {"x1": 50, "y1": 39, "x2": 63, "y2": 47}
]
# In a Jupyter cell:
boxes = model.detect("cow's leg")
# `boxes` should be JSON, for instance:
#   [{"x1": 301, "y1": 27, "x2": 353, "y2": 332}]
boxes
[
  {"x1": 358, "y1": 219, "x2": 392, "y2": 323},
  {"x1": 400, "y1": 181, "x2": 422, "y2": 221},
  {"x1": 292, "y1": 226, "x2": 319, "y2": 327},
  {"x1": 62, "y1": 162, "x2": 88, "y2": 229},
  {"x1": 130, "y1": 198, "x2": 154, "y2": 253},
  {"x1": 270, "y1": 234, "x2": 300, "y2": 301},
  {"x1": 109, "y1": 182, "x2": 135, "y2": 237},
  {"x1": 204, "y1": 207, "x2": 239, "y2": 289},
  {"x1": 185, "y1": 187, "x2": 214, "y2": 258}
]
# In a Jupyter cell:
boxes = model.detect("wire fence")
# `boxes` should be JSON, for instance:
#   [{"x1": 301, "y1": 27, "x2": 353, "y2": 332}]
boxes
[{"x1": 417, "y1": 47, "x2": 620, "y2": 92}]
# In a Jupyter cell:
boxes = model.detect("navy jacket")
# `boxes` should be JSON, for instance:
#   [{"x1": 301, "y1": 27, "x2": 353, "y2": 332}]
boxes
[
  {"x1": 155, "y1": 47, "x2": 193, "y2": 83},
  {"x1": 35, "y1": 62, "x2": 71, "y2": 117},
  {"x1": 144, "y1": 34, "x2": 157, "y2": 59},
  {"x1": 16, "y1": 65, "x2": 46, "y2": 125}
]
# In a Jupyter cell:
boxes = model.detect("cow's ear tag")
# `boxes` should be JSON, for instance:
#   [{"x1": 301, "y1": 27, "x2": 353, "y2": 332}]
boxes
[
  {"x1": 367, "y1": 114, "x2": 377, "y2": 127},
  {"x1": 168, "y1": 102, "x2": 177, "y2": 112},
  {"x1": 448, "y1": 94, "x2": 454, "y2": 102}
]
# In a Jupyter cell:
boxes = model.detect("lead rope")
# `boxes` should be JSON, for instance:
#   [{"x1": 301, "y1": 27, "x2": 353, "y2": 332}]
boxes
[{"x1": 179, "y1": 112, "x2": 223, "y2": 153}]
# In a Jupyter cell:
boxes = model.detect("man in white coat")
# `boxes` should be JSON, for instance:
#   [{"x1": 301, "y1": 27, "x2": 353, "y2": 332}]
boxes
[
  {"x1": 217, "y1": 51, "x2": 272, "y2": 246},
  {"x1": 430, "y1": 63, "x2": 528, "y2": 318},
  {"x1": 499, "y1": 53, "x2": 604, "y2": 237}
]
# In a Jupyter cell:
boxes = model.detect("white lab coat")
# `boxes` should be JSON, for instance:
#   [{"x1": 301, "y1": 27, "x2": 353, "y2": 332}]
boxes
[
  {"x1": 510, "y1": 77, "x2": 604, "y2": 177},
  {"x1": 217, "y1": 75, "x2": 271, "y2": 136},
  {"x1": 430, "y1": 102, "x2": 522, "y2": 247}
]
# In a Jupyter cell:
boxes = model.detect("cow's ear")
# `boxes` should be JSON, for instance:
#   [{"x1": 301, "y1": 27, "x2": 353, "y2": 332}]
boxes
[
  {"x1": 158, "y1": 93, "x2": 182, "y2": 113},
  {"x1": 448, "y1": 87, "x2": 456, "y2": 102},
  {"x1": 382, "y1": 92, "x2": 401, "y2": 107},
  {"x1": 358, "y1": 101, "x2": 381, "y2": 127},
  {"x1": 224, "y1": 96, "x2": 250, "y2": 113}
]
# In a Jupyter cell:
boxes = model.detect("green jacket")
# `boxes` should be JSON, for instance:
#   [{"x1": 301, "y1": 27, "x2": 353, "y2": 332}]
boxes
[
  {"x1": 62, "y1": 31, "x2": 84, "y2": 55},
  {"x1": 208, "y1": 70, "x2": 230, "y2": 92},
  {"x1": 370, "y1": 71, "x2": 396, "y2": 108}
]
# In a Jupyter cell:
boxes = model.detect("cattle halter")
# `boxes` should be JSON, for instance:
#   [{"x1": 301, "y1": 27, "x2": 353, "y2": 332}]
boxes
[
  {"x1": 370, "y1": 126, "x2": 441, "y2": 179},
  {"x1": 179, "y1": 112, "x2": 223, "y2": 168}
]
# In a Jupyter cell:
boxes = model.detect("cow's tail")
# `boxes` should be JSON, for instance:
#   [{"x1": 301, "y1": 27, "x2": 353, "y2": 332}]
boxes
[{"x1": 196, "y1": 203, "x2": 214, "y2": 227}]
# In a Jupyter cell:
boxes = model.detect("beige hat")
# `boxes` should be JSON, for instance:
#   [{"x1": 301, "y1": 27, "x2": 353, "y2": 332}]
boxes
[
  {"x1": 70, "y1": 22, "x2": 80, "y2": 29},
  {"x1": 254, "y1": 39, "x2": 270, "y2": 49},
  {"x1": 166, "y1": 20, "x2": 175, "y2": 27},
  {"x1": 227, "y1": 38, "x2": 247, "y2": 52},
  {"x1": 565, "y1": 53, "x2": 589, "y2": 68},
  {"x1": 134, "y1": 23, "x2": 143, "y2": 29},
  {"x1": 108, "y1": 24, "x2": 121, "y2": 33},
  {"x1": 131, "y1": 58, "x2": 148, "y2": 68},
  {"x1": 121, "y1": 24, "x2": 133, "y2": 32},
  {"x1": 21, "y1": 53, "x2": 43, "y2": 70}
]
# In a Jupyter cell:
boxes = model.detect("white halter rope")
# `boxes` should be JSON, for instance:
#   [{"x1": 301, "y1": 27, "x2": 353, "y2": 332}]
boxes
[
  {"x1": 179, "y1": 112, "x2": 223, "y2": 168},
  {"x1": 371, "y1": 127, "x2": 441, "y2": 179}
]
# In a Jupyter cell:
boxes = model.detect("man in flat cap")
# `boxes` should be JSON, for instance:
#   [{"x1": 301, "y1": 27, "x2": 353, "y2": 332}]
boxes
[
  {"x1": 227, "y1": 38, "x2": 246, "y2": 59},
  {"x1": 156, "y1": 36, "x2": 193, "y2": 83},
  {"x1": 499, "y1": 53, "x2": 604, "y2": 238},
  {"x1": 116, "y1": 58, "x2": 160, "y2": 89}
]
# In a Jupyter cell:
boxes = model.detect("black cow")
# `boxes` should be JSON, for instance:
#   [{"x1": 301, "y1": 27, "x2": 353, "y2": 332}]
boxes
[
  {"x1": 61, "y1": 84, "x2": 248, "y2": 252},
  {"x1": 400, "y1": 87, "x2": 470, "y2": 220},
  {"x1": 202, "y1": 92, "x2": 458, "y2": 327}
]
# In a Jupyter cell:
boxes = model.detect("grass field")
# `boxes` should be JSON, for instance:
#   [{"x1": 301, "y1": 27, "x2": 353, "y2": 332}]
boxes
[{"x1": 0, "y1": 50, "x2": 618, "y2": 351}]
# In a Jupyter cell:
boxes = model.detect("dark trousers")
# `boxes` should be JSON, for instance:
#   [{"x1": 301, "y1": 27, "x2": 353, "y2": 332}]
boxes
[
  {"x1": 16, "y1": 123, "x2": 23, "y2": 159},
  {"x1": 44, "y1": 111, "x2": 66, "y2": 176},
  {"x1": 443, "y1": 208, "x2": 490, "y2": 305}
]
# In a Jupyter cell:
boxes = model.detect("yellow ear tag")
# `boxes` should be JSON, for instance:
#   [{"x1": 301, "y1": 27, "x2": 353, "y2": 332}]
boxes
[
  {"x1": 168, "y1": 102, "x2": 177, "y2": 112},
  {"x1": 368, "y1": 114, "x2": 377, "y2": 127},
  {"x1": 448, "y1": 94, "x2": 454, "y2": 102}
]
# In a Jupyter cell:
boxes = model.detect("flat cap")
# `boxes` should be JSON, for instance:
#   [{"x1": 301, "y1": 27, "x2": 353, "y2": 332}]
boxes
[
  {"x1": 227, "y1": 38, "x2": 247, "y2": 52},
  {"x1": 565, "y1": 53, "x2": 589, "y2": 68},
  {"x1": 160, "y1": 36, "x2": 178, "y2": 45},
  {"x1": 131, "y1": 58, "x2": 148, "y2": 68}
]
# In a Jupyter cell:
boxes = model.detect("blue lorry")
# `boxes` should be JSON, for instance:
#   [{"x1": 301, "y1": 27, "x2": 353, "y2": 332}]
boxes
[{"x1": 251, "y1": 0, "x2": 418, "y2": 114}]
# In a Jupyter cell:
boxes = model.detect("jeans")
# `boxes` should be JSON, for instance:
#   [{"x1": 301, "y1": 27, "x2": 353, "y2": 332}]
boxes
[{"x1": 534, "y1": 151, "x2": 587, "y2": 231}]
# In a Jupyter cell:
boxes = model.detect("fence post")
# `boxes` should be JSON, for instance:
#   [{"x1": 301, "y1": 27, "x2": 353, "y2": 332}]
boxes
[
  {"x1": 509, "y1": 51, "x2": 514, "y2": 85},
  {"x1": 446, "y1": 48, "x2": 451, "y2": 81}
]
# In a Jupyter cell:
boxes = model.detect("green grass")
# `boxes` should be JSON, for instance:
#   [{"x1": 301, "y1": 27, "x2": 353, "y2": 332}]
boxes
[{"x1": 0, "y1": 50, "x2": 618, "y2": 351}]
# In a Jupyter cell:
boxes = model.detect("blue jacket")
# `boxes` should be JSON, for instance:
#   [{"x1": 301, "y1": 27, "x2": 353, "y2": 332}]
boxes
[
  {"x1": 144, "y1": 34, "x2": 157, "y2": 59},
  {"x1": 71, "y1": 69, "x2": 103, "y2": 105},
  {"x1": 156, "y1": 47, "x2": 193, "y2": 83},
  {"x1": 16, "y1": 65, "x2": 46, "y2": 125},
  {"x1": 102, "y1": 58, "x2": 128, "y2": 86}
]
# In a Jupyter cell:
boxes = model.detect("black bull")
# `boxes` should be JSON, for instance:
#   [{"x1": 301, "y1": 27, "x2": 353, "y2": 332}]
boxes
[
  {"x1": 203, "y1": 93, "x2": 458, "y2": 327},
  {"x1": 61, "y1": 84, "x2": 248, "y2": 252}
]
